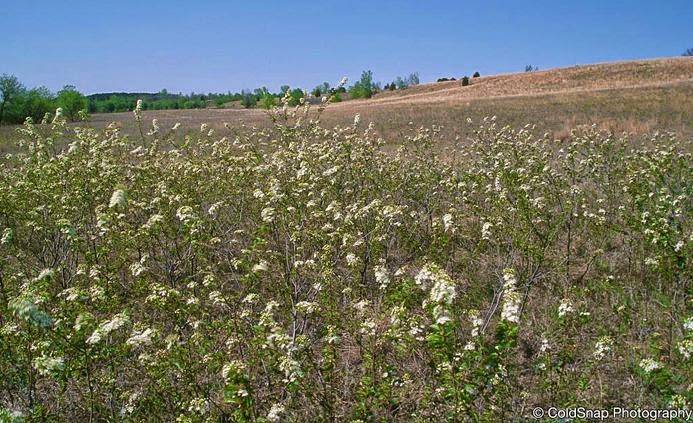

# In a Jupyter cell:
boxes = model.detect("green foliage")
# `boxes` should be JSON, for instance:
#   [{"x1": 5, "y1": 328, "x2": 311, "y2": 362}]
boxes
[
  {"x1": 0, "y1": 74, "x2": 25, "y2": 125},
  {"x1": 259, "y1": 93, "x2": 277, "y2": 109},
  {"x1": 473, "y1": 71, "x2": 480, "y2": 78},
  {"x1": 287, "y1": 88, "x2": 305, "y2": 106},
  {"x1": 348, "y1": 70, "x2": 376, "y2": 99},
  {"x1": 461, "y1": 76, "x2": 470, "y2": 86},
  {"x1": 56, "y1": 85, "x2": 87, "y2": 121},
  {"x1": 240, "y1": 90, "x2": 257, "y2": 108}
]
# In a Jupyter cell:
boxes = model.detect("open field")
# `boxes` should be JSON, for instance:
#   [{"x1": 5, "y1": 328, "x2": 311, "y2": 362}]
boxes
[{"x1": 2, "y1": 58, "x2": 692, "y2": 151}]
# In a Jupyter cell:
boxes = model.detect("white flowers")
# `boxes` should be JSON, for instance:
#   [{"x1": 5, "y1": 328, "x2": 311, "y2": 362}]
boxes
[
  {"x1": 415, "y1": 264, "x2": 437, "y2": 288},
  {"x1": 442, "y1": 213, "x2": 454, "y2": 233},
  {"x1": 346, "y1": 253, "x2": 360, "y2": 267},
  {"x1": 593, "y1": 336, "x2": 613, "y2": 361},
  {"x1": 639, "y1": 358, "x2": 661, "y2": 374},
  {"x1": 678, "y1": 339, "x2": 692, "y2": 360},
  {"x1": 1, "y1": 227, "x2": 12, "y2": 245},
  {"x1": 374, "y1": 265, "x2": 390, "y2": 290},
  {"x1": 261, "y1": 207, "x2": 276, "y2": 223},
  {"x1": 134, "y1": 100, "x2": 143, "y2": 121},
  {"x1": 109, "y1": 189, "x2": 127, "y2": 209},
  {"x1": 176, "y1": 206, "x2": 197, "y2": 225},
  {"x1": 500, "y1": 268, "x2": 521, "y2": 324},
  {"x1": 33, "y1": 355, "x2": 64, "y2": 376},
  {"x1": 221, "y1": 360, "x2": 246, "y2": 381},
  {"x1": 429, "y1": 272, "x2": 456, "y2": 305},
  {"x1": 558, "y1": 298, "x2": 574, "y2": 318},
  {"x1": 252, "y1": 260, "x2": 269, "y2": 273},
  {"x1": 418, "y1": 263, "x2": 457, "y2": 325},
  {"x1": 684, "y1": 316, "x2": 693, "y2": 332},
  {"x1": 267, "y1": 403, "x2": 286, "y2": 422},
  {"x1": 87, "y1": 313, "x2": 129, "y2": 345},
  {"x1": 469, "y1": 310, "x2": 483, "y2": 337},
  {"x1": 126, "y1": 328, "x2": 155, "y2": 347},
  {"x1": 295, "y1": 301, "x2": 318, "y2": 315},
  {"x1": 353, "y1": 114, "x2": 361, "y2": 126},
  {"x1": 481, "y1": 221, "x2": 493, "y2": 240},
  {"x1": 129, "y1": 262, "x2": 146, "y2": 277}
]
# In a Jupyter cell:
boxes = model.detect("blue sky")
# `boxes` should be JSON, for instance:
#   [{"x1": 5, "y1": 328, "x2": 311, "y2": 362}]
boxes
[{"x1": 2, "y1": 0, "x2": 691, "y2": 94}]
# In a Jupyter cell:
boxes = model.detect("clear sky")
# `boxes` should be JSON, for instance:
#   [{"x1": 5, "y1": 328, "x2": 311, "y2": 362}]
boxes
[{"x1": 2, "y1": 0, "x2": 692, "y2": 95}]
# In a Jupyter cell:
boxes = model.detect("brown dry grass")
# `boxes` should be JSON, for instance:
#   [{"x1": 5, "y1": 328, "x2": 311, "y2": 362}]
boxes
[
  {"x1": 357, "y1": 57, "x2": 693, "y2": 106},
  {"x1": 1, "y1": 57, "x2": 692, "y2": 152}
]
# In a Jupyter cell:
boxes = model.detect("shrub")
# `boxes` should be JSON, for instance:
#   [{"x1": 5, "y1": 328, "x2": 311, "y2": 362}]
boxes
[
  {"x1": 240, "y1": 90, "x2": 257, "y2": 108},
  {"x1": 0, "y1": 102, "x2": 689, "y2": 421},
  {"x1": 461, "y1": 76, "x2": 470, "y2": 86},
  {"x1": 473, "y1": 71, "x2": 480, "y2": 78},
  {"x1": 259, "y1": 93, "x2": 277, "y2": 109},
  {"x1": 683, "y1": 48, "x2": 693, "y2": 57}
]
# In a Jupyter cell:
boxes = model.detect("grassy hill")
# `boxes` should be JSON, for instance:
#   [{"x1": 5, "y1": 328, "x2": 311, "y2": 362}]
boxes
[
  {"x1": 2, "y1": 57, "x2": 692, "y2": 151},
  {"x1": 82, "y1": 57, "x2": 693, "y2": 145}
]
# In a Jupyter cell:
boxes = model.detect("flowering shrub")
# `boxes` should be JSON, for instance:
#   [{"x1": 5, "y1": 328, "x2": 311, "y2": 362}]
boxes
[{"x1": 0, "y1": 98, "x2": 690, "y2": 421}]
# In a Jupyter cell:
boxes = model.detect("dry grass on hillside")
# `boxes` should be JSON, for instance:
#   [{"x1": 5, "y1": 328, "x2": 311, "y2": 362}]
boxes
[
  {"x1": 1, "y1": 57, "x2": 692, "y2": 153},
  {"x1": 361, "y1": 57, "x2": 693, "y2": 106}
]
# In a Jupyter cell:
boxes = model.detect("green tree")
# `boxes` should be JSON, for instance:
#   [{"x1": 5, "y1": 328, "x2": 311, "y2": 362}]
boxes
[
  {"x1": 0, "y1": 74, "x2": 25, "y2": 125},
  {"x1": 57, "y1": 85, "x2": 87, "y2": 121},
  {"x1": 406, "y1": 72, "x2": 420, "y2": 86},
  {"x1": 395, "y1": 76, "x2": 407, "y2": 90},
  {"x1": 348, "y1": 70, "x2": 376, "y2": 99},
  {"x1": 288, "y1": 88, "x2": 304, "y2": 106},
  {"x1": 21, "y1": 87, "x2": 56, "y2": 122},
  {"x1": 259, "y1": 93, "x2": 277, "y2": 109},
  {"x1": 240, "y1": 90, "x2": 257, "y2": 108}
]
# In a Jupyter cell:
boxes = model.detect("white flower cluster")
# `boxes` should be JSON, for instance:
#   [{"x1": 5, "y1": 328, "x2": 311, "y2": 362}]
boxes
[
  {"x1": 87, "y1": 313, "x2": 129, "y2": 345},
  {"x1": 558, "y1": 298, "x2": 574, "y2": 318},
  {"x1": 109, "y1": 189, "x2": 127, "y2": 209},
  {"x1": 500, "y1": 268, "x2": 521, "y2": 324},
  {"x1": 417, "y1": 263, "x2": 457, "y2": 325},
  {"x1": 593, "y1": 336, "x2": 613, "y2": 361},
  {"x1": 126, "y1": 327, "x2": 156, "y2": 347},
  {"x1": 639, "y1": 358, "x2": 661, "y2": 374}
]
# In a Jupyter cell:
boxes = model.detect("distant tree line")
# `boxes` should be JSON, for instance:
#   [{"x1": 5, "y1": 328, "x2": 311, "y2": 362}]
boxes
[
  {"x1": 1, "y1": 69, "x2": 427, "y2": 124},
  {"x1": 0, "y1": 74, "x2": 87, "y2": 124}
]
